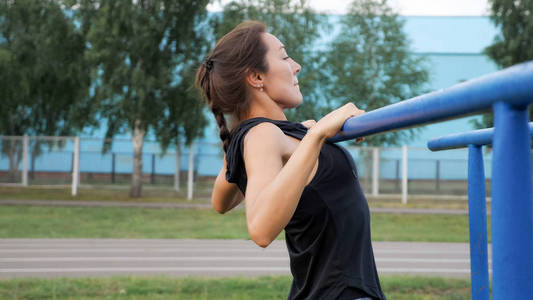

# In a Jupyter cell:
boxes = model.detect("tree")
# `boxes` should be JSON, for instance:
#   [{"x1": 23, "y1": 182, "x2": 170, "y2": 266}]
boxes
[
  {"x1": 0, "y1": 0, "x2": 91, "y2": 182},
  {"x1": 214, "y1": 0, "x2": 331, "y2": 122},
  {"x1": 323, "y1": 0, "x2": 428, "y2": 146},
  {"x1": 73, "y1": 0, "x2": 209, "y2": 197},
  {"x1": 154, "y1": 12, "x2": 211, "y2": 154},
  {"x1": 473, "y1": 0, "x2": 533, "y2": 129}
]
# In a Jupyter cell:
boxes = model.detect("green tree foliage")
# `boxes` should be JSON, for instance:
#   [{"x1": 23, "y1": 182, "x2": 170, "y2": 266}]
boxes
[
  {"x1": 154, "y1": 21, "x2": 210, "y2": 153},
  {"x1": 72, "y1": 0, "x2": 209, "y2": 197},
  {"x1": 324, "y1": 0, "x2": 428, "y2": 146},
  {"x1": 214, "y1": 0, "x2": 331, "y2": 121},
  {"x1": 0, "y1": 0, "x2": 91, "y2": 181},
  {"x1": 473, "y1": 0, "x2": 533, "y2": 129}
]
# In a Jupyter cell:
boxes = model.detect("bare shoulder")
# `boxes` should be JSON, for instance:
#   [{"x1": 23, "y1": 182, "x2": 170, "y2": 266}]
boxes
[
  {"x1": 242, "y1": 122, "x2": 287, "y2": 200},
  {"x1": 243, "y1": 122, "x2": 287, "y2": 159}
]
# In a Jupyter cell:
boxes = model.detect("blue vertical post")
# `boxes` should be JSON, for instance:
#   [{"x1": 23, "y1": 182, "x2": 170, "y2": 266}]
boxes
[
  {"x1": 491, "y1": 102, "x2": 533, "y2": 299},
  {"x1": 467, "y1": 144, "x2": 489, "y2": 300}
]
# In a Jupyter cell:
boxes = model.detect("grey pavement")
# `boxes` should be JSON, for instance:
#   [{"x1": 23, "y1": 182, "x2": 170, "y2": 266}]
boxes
[
  {"x1": 0, "y1": 239, "x2": 490, "y2": 279},
  {"x1": 0, "y1": 199, "x2": 473, "y2": 214}
]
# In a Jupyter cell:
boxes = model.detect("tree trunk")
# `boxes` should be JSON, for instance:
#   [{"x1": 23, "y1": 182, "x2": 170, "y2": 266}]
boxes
[
  {"x1": 7, "y1": 138, "x2": 22, "y2": 183},
  {"x1": 174, "y1": 141, "x2": 181, "y2": 191},
  {"x1": 130, "y1": 119, "x2": 145, "y2": 198}
]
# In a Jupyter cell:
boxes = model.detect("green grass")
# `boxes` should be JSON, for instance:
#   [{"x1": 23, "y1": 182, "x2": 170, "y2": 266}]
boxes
[
  {"x1": 0, "y1": 186, "x2": 209, "y2": 204},
  {"x1": 0, "y1": 275, "x2": 472, "y2": 300},
  {"x1": 0, "y1": 206, "x2": 248, "y2": 239},
  {"x1": 0, "y1": 206, "x2": 490, "y2": 242},
  {"x1": 371, "y1": 213, "x2": 486, "y2": 242},
  {"x1": 0, "y1": 186, "x2": 476, "y2": 210}
]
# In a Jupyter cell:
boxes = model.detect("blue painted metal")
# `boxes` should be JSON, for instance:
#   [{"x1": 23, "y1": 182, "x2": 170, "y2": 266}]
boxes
[
  {"x1": 329, "y1": 61, "x2": 533, "y2": 143},
  {"x1": 327, "y1": 60, "x2": 533, "y2": 299},
  {"x1": 427, "y1": 123, "x2": 533, "y2": 151},
  {"x1": 428, "y1": 123, "x2": 533, "y2": 299},
  {"x1": 467, "y1": 144, "x2": 490, "y2": 300},
  {"x1": 325, "y1": 60, "x2": 533, "y2": 299},
  {"x1": 491, "y1": 102, "x2": 533, "y2": 299}
]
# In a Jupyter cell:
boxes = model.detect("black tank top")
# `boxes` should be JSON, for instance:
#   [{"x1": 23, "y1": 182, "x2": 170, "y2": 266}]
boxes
[{"x1": 225, "y1": 117, "x2": 386, "y2": 300}]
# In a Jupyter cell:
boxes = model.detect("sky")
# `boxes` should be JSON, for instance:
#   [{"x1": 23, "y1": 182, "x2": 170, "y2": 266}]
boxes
[{"x1": 207, "y1": 0, "x2": 491, "y2": 16}]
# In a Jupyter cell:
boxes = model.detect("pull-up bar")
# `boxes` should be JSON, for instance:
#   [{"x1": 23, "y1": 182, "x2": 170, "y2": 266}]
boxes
[
  {"x1": 330, "y1": 61, "x2": 533, "y2": 143},
  {"x1": 331, "y1": 60, "x2": 533, "y2": 299},
  {"x1": 427, "y1": 123, "x2": 533, "y2": 151}
]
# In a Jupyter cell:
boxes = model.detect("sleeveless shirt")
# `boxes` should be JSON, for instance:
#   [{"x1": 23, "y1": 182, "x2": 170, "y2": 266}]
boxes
[{"x1": 225, "y1": 117, "x2": 386, "y2": 300}]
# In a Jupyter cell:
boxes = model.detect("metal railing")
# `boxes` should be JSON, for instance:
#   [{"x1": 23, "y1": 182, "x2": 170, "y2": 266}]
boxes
[
  {"x1": 428, "y1": 123, "x2": 533, "y2": 300},
  {"x1": 332, "y1": 61, "x2": 533, "y2": 299}
]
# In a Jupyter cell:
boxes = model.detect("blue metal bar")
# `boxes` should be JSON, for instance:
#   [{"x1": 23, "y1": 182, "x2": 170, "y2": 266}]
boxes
[
  {"x1": 428, "y1": 123, "x2": 533, "y2": 300},
  {"x1": 427, "y1": 123, "x2": 533, "y2": 151},
  {"x1": 491, "y1": 102, "x2": 533, "y2": 299},
  {"x1": 324, "y1": 60, "x2": 533, "y2": 299},
  {"x1": 329, "y1": 61, "x2": 533, "y2": 143},
  {"x1": 467, "y1": 144, "x2": 490, "y2": 300}
]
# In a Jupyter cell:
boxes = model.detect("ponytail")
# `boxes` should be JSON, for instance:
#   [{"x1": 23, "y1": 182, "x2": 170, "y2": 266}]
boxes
[{"x1": 195, "y1": 21, "x2": 268, "y2": 153}]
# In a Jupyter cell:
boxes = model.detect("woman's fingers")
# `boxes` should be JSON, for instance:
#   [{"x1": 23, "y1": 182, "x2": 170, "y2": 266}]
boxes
[
  {"x1": 342, "y1": 104, "x2": 366, "y2": 142},
  {"x1": 313, "y1": 103, "x2": 367, "y2": 139},
  {"x1": 300, "y1": 119, "x2": 317, "y2": 129}
]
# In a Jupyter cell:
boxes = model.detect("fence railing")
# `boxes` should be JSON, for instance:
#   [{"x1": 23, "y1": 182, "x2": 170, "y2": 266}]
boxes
[{"x1": 1, "y1": 135, "x2": 493, "y2": 201}]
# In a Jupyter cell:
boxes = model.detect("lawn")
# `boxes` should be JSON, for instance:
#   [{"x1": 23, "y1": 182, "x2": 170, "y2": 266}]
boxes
[
  {"x1": 0, "y1": 186, "x2": 208, "y2": 204},
  {"x1": 0, "y1": 275, "x2": 472, "y2": 300},
  {"x1": 0, "y1": 206, "x2": 489, "y2": 242},
  {"x1": 0, "y1": 186, "x2": 475, "y2": 210}
]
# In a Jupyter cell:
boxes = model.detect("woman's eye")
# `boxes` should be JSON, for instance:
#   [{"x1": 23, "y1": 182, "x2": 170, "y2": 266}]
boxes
[{"x1": 283, "y1": 56, "x2": 290, "y2": 60}]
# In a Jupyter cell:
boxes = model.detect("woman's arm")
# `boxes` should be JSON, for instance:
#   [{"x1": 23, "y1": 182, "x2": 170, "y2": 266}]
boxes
[
  {"x1": 211, "y1": 156, "x2": 244, "y2": 214},
  {"x1": 210, "y1": 119, "x2": 326, "y2": 215},
  {"x1": 244, "y1": 103, "x2": 364, "y2": 248}
]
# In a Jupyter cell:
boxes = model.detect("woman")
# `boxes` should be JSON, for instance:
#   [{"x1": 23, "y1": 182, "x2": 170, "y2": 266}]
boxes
[{"x1": 195, "y1": 20, "x2": 386, "y2": 300}]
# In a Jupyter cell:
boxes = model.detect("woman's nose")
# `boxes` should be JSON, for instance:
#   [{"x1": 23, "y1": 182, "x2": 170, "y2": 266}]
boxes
[{"x1": 292, "y1": 59, "x2": 301, "y2": 74}]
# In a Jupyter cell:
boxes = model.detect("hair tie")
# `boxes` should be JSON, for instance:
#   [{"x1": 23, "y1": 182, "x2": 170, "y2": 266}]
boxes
[{"x1": 205, "y1": 58, "x2": 214, "y2": 72}]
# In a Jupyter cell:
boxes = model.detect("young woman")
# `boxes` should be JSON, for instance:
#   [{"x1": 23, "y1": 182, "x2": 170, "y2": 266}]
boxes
[{"x1": 196, "y1": 20, "x2": 386, "y2": 300}]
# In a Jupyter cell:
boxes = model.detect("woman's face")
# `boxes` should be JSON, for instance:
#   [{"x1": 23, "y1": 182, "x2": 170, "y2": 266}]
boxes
[{"x1": 260, "y1": 33, "x2": 302, "y2": 109}]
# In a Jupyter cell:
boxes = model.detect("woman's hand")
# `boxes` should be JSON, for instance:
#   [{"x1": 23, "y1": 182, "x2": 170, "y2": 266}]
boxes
[
  {"x1": 309, "y1": 103, "x2": 365, "y2": 140},
  {"x1": 301, "y1": 116, "x2": 365, "y2": 143}
]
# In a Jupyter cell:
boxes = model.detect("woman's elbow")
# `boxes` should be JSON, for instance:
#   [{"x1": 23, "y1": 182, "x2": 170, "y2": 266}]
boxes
[
  {"x1": 248, "y1": 225, "x2": 273, "y2": 248},
  {"x1": 211, "y1": 197, "x2": 227, "y2": 214},
  {"x1": 252, "y1": 234, "x2": 272, "y2": 248},
  {"x1": 214, "y1": 206, "x2": 227, "y2": 214}
]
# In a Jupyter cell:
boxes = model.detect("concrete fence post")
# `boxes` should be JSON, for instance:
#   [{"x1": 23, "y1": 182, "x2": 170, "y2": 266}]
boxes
[
  {"x1": 22, "y1": 135, "x2": 29, "y2": 186},
  {"x1": 372, "y1": 147, "x2": 379, "y2": 196},
  {"x1": 401, "y1": 145, "x2": 408, "y2": 204},
  {"x1": 187, "y1": 143, "x2": 194, "y2": 200},
  {"x1": 72, "y1": 136, "x2": 80, "y2": 196}
]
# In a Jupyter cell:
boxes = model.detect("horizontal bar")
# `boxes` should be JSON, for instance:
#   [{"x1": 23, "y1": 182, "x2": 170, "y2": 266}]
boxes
[
  {"x1": 0, "y1": 136, "x2": 77, "y2": 140},
  {"x1": 428, "y1": 123, "x2": 533, "y2": 151},
  {"x1": 329, "y1": 61, "x2": 533, "y2": 143}
]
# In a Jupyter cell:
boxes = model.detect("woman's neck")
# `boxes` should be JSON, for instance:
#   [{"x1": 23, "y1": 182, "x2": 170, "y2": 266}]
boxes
[{"x1": 243, "y1": 94, "x2": 287, "y2": 121}]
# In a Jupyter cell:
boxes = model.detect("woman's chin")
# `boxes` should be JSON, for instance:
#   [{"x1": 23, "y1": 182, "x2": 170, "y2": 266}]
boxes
[{"x1": 289, "y1": 97, "x2": 303, "y2": 109}]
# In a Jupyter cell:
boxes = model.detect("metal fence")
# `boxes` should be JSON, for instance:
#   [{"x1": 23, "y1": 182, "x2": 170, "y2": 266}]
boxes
[{"x1": 0, "y1": 135, "x2": 494, "y2": 201}]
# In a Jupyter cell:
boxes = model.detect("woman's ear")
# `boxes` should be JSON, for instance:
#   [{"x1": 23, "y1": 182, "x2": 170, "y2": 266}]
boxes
[{"x1": 246, "y1": 70, "x2": 264, "y2": 91}]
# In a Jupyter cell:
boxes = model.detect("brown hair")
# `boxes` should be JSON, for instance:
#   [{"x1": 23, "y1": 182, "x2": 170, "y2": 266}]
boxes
[{"x1": 195, "y1": 20, "x2": 269, "y2": 153}]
